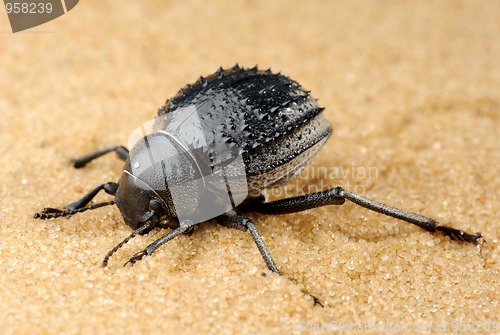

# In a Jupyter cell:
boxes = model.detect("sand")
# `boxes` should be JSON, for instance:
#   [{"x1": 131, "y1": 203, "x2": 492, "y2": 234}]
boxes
[{"x1": 1, "y1": 1, "x2": 499, "y2": 334}]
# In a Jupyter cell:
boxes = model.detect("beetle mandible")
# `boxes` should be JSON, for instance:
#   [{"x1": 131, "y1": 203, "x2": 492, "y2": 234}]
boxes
[{"x1": 34, "y1": 65, "x2": 482, "y2": 272}]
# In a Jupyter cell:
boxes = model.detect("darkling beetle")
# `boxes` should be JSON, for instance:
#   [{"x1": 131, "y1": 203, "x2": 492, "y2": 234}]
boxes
[{"x1": 35, "y1": 65, "x2": 482, "y2": 274}]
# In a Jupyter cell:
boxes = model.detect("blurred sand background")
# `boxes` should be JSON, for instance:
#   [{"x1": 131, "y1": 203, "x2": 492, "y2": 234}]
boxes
[{"x1": 0, "y1": 1, "x2": 499, "y2": 334}]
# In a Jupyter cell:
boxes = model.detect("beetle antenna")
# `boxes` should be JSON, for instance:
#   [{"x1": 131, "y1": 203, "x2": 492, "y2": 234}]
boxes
[
  {"x1": 124, "y1": 220, "x2": 198, "y2": 266},
  {"x1": 102, "y1": 220, "x2": 153, "y2": 267},
  {"x1": 33, "y1": 201, "x2": 115, "y2": 219}
]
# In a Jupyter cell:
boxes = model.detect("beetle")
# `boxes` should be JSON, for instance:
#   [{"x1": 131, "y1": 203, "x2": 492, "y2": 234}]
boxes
[{"x1": 34, "y1": 65, "x2": 481, "y2": 273}]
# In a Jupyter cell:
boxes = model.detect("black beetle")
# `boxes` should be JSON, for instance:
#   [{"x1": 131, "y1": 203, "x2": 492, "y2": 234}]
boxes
[{"x1": 35, "y1": 65, "x2": 481, "y2": 273}]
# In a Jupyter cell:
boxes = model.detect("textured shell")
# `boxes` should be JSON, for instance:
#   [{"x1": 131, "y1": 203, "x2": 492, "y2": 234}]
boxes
[{"x1": 158, "y1": 65, "x2": 332, "y2": 192}]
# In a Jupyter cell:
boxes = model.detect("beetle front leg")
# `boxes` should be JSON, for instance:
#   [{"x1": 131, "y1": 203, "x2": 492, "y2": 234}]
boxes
[
  {"x1": 250, "y1": 187, "x2": 482, "y2": 244},
  {"x1": 72, "y1": 145, "x2": 129, "y2": 168},
  {"x1": 34, "y1": 182, "x2": 118, "y2": 219}
]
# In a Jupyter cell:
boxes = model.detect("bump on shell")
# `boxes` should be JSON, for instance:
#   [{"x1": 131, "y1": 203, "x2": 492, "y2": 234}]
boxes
[{"x1": 158, "y1": 65, "x2": 326, "y2": 158}]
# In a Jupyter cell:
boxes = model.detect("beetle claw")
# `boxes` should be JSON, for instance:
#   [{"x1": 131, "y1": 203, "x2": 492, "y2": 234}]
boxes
[
  {"x1": 124, "y1": 250, "x2": 148, "y2": 266},
  {"x1": 436, "y1": 225, "x2": 483, "y2": 244}
]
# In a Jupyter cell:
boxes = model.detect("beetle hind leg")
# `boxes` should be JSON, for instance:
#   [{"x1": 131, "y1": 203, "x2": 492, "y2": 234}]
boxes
[
  {"x1": 341, "y1": 189, "x2": 482, "y2": 244},
  {"x1": 250, "y1": 187, "x2": 482, "y2": 244},
  {"x1": 435, "y1": 226, "x2": 482, "y2": 244}
]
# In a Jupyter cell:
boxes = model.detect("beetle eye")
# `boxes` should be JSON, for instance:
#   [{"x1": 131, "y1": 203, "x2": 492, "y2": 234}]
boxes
[{"x1": 149, "y1": 199, "x2": 165, "y2": 217}]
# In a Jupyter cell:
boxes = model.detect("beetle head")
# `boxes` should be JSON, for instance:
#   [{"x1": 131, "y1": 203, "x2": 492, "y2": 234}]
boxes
[
  {"x1": 114, "y1": 171, "x2": 165, "y2": 230},
  {"x1": 115, "y1": 132, "x2": 205, "y2": 230}
]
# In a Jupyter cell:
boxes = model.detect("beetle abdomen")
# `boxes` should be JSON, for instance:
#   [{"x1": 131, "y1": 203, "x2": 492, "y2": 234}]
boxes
[{"x1": 159, "y1": 65, "x2": 332, "y2": 191}]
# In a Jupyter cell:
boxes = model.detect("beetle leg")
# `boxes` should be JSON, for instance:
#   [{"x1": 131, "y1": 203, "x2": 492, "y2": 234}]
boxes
[
  {"x1": 251, "y1": 187, "x2": 482, "y2": 244},
  {"x1": 216, "y1": 213, "x2": 280, "y2": 275},
  {"x1": 340, "y1": 189, "x2": 482, "y2": 243},
  {"x1": 215, "y1": 213, "x2": 248, "y2": 232},
  {"x1": 251, "y1": 187, "x2": 345, "y2": 214},
  {"x1": 33, "y1": 182, "x2": 118, "y2": 219},
  {"x1": 124, "y1": 220, "x2": 199, "y2": 266},
  {"x1": 216, "y1": 213, "x2": 327, "y2": 306},
  {"x1": 72, "y1": 145, "x2": 129, "y2": 168},
  {"x1": 64, "y1": 182, "x2": 118, "y2": 210}
]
